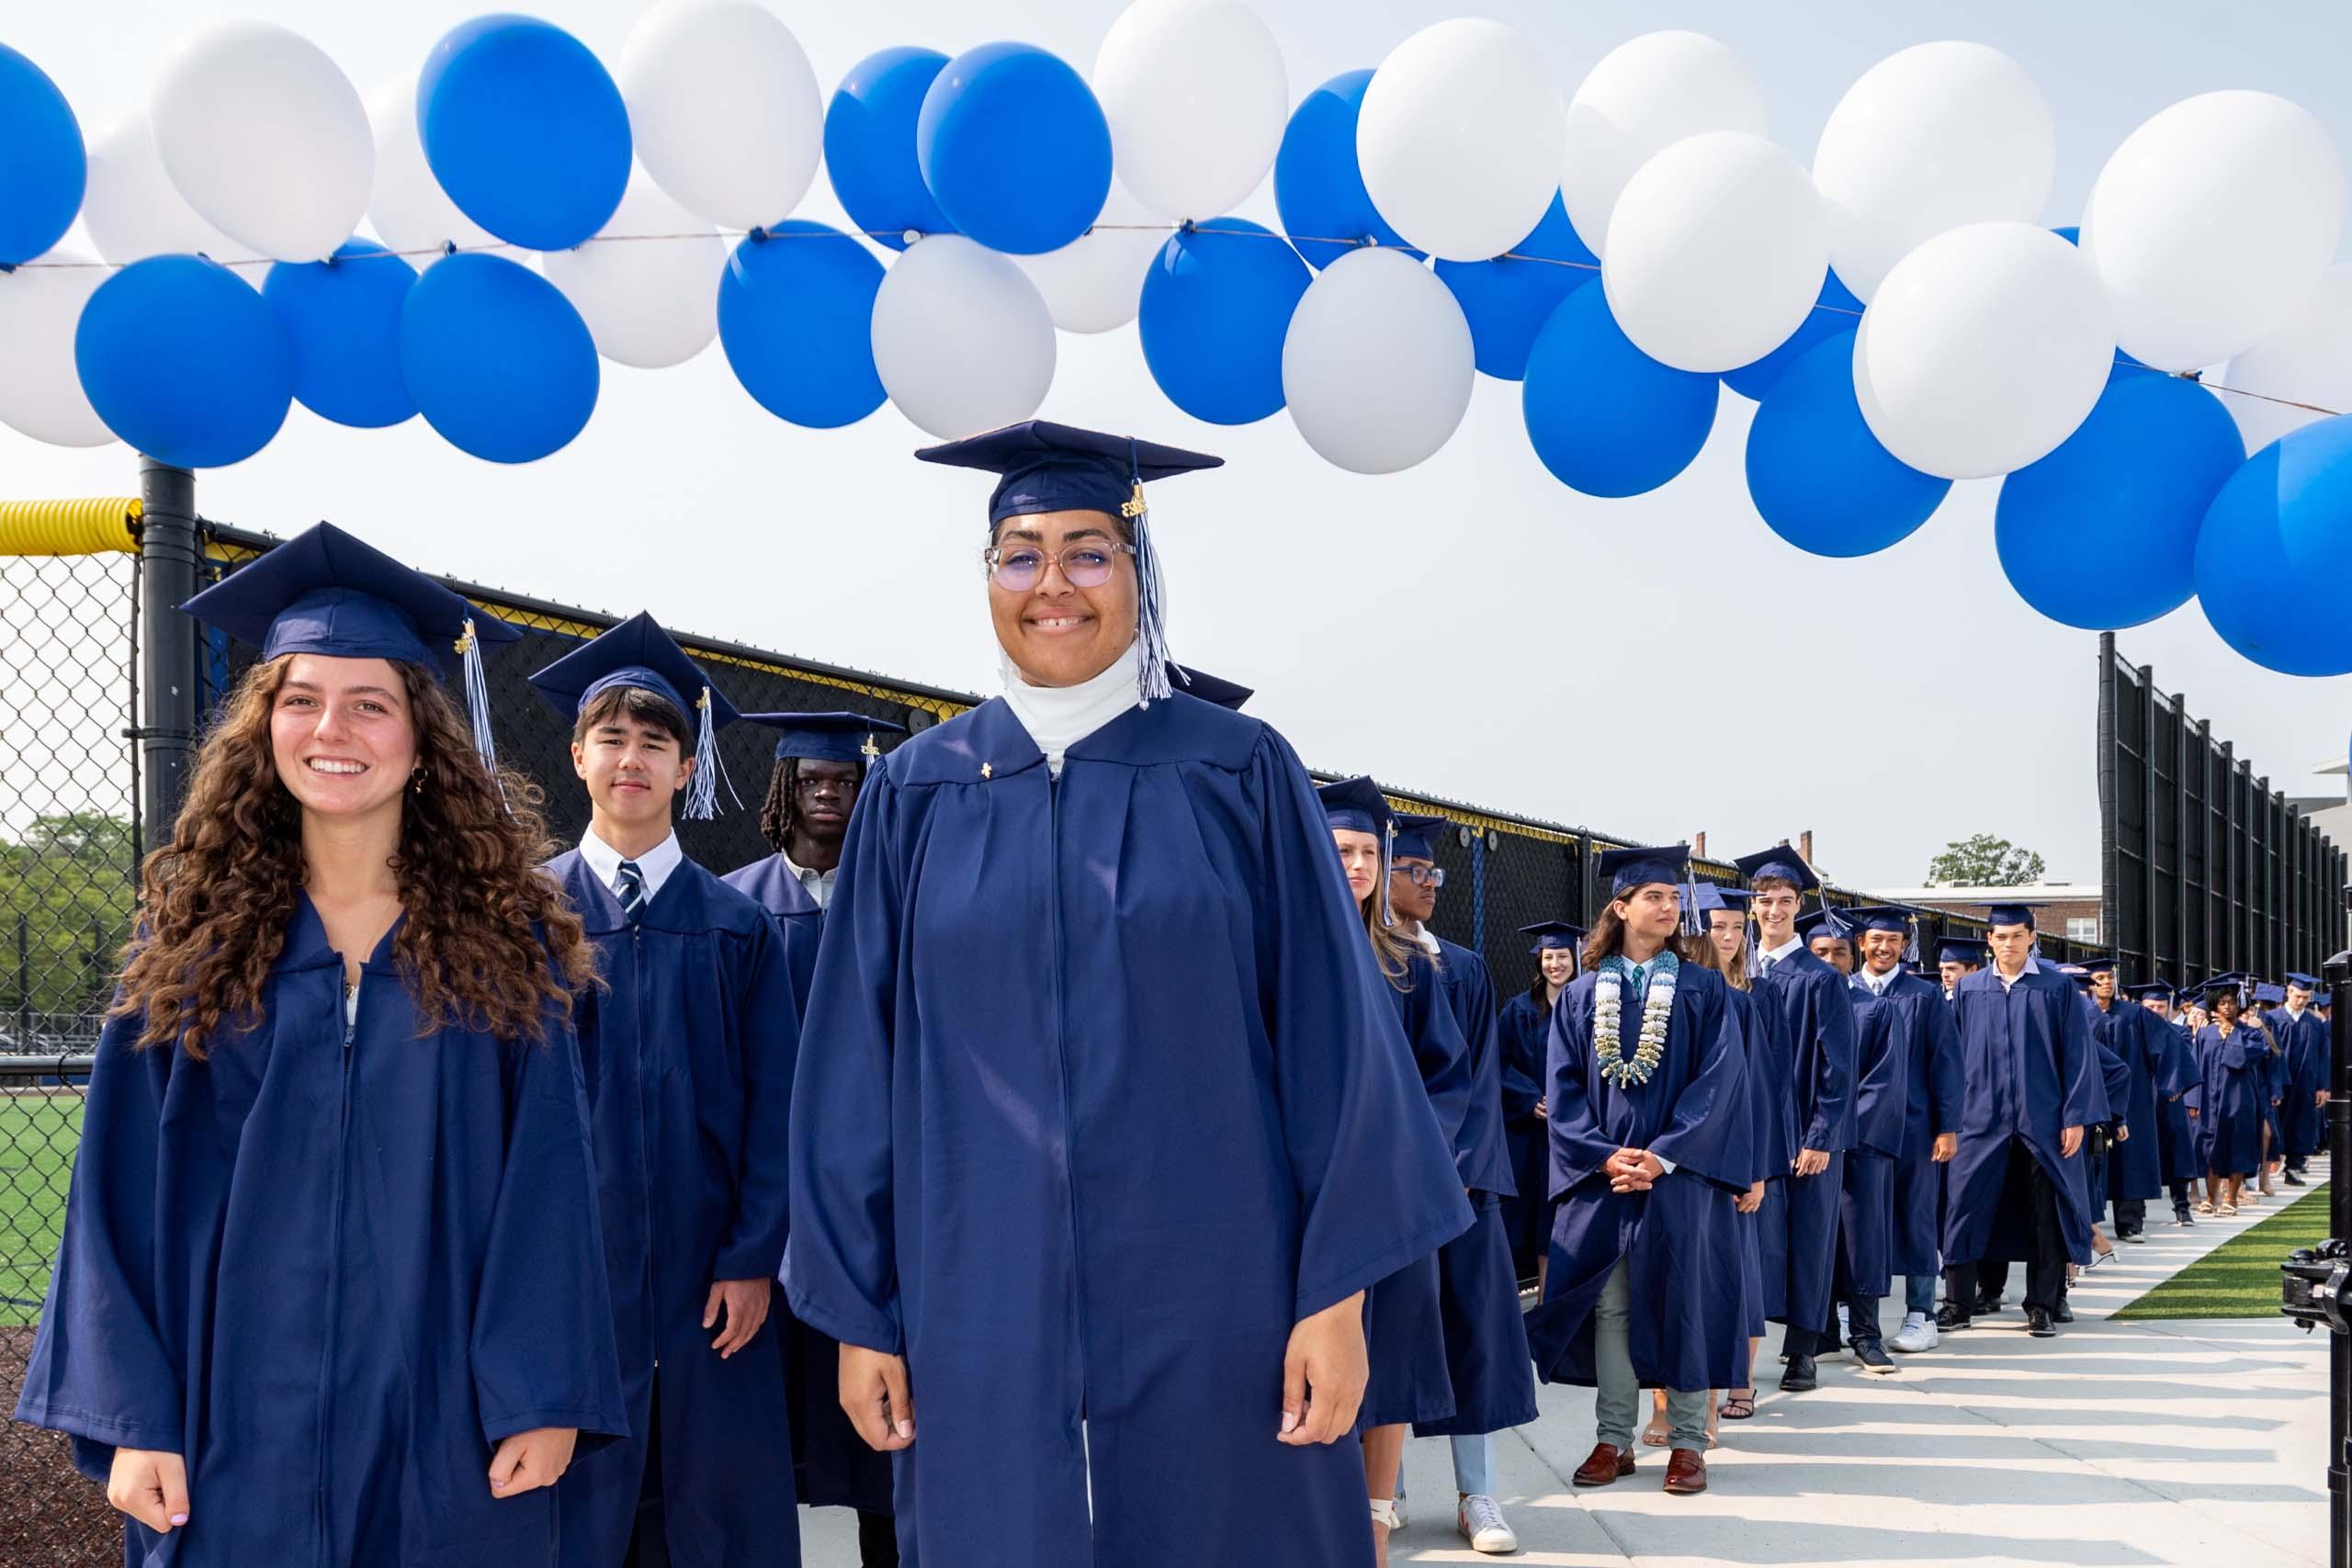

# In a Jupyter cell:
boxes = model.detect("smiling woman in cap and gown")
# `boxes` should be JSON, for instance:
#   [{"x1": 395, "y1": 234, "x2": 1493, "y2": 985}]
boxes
[
  {"x1": 784, "y1": 423, "x2": 1470, "y2": 1568},
  {"x1": 1498, "y1": 922, "x2": 1583, "y2": 1286},
  {"x1": 2188, "y1": 976, "x2": 2267, "y2": 1214},
  {"x1": 16, "y1": 525, "x2": 627, "y2": 1566},
  {"x1": 1527, "y1": 846, "x2": 1753, "y2": 1498}
]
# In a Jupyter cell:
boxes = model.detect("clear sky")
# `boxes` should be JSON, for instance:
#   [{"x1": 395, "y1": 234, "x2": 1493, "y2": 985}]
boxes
[{"x1": 5, "y1": 0, "x2": 2346, "y2": 888}]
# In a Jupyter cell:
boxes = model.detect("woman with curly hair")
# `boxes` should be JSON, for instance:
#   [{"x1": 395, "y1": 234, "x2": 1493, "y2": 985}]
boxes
[{"x1": 13, "y1": 525, "x2": 626, "y2": 1568}]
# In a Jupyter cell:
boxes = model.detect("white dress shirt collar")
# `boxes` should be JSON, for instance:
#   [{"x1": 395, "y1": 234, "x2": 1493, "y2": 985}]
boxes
[{"x1": 580, "y1": 826, "x2": 683, "y2": 902}]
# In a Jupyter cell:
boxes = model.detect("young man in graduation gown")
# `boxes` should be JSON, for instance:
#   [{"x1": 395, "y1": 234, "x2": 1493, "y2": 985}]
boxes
[
  {"x1": 1799, "y1": 907, "x2": 1856, "y2": 977},
  {"x1": 533, "y1": 615, "x2": 804, "y2": 1568},
  {"x1": 1846, "y1": 909, "x2": 1962, "y2": 1358},
  {"x1": 2084, "y1": 961, "x2": 2187, "y2": 1242},
  {"x1": 2130, "y1": 982, "x2": 2203, "y2": 1224},
  {"x1": 785, "y1": 423, "x2": 1471, "y2": 1568},
  {"x1": 2276, "y1": 973, "x2": 2330, "y2": 1185},
  {"x1": 725, "y1": 713, "x2": 908, "y2": 1568},
  {"x1": 1934, "y1": 907, "x2": 2107, "y2": 1339},
  {"x1": 1387, "y1": 816, "x2": 1535, "y2": 1556},
  {"x1": 1498, "y1": 924, "x2": 1583, "y2": 1285},
  {"x1": 1527, "y1": 847, "x2": 1753, "y2": 1498},
  {"x1": 1939, "y1": 937, "x2": 1984, "y2": 1002},
  {"x1": 1734, "y1": 848, "x2": 1856, "y2": 1394}
]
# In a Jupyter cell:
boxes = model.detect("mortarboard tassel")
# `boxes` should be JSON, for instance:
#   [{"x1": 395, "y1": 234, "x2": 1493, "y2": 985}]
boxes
[
  {"x1": 1380, "y1": 817, "x2": 1396, "y2": 928},
  {"x1": 683, "y1": 685, "x2": 742, "y2": 822},
  {"x1": 456, "y1": 617, "x2": 502, "y2": 782},
  {"x1": 1125, "y1": 439, "x2": 1174, "y2": 705},
  {"x1": 1904, "y1": 915, "x2": 1920, "y2": 966},
  {"x1": 1679, "y1": 875, "x2": 1705, "y2": 938}
]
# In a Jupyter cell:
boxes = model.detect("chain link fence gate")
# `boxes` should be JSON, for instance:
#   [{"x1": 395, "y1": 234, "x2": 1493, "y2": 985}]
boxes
[{"x1": 0, "y1": 488, "x2": 2148, "y2": 1562}]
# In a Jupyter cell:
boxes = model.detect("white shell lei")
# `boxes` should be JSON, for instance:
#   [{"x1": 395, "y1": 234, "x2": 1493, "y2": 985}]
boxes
[{"x1": 1594, "y1": 957, "x2": 1677, "y2": 1089}]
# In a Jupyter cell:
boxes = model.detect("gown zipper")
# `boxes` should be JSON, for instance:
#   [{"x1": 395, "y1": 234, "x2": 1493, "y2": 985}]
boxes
[
  {"x1": 313, "y1": 964, "x2": 360, "y2": 1565},
  {"x1": 1044, "y1": 773, "x2": 1095, "y2": 1541}
]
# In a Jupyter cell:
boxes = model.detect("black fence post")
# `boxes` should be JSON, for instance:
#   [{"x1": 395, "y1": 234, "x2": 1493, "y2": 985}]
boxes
[{"x1": 136, "y1": 460, "x2": 200, "y2": 848}]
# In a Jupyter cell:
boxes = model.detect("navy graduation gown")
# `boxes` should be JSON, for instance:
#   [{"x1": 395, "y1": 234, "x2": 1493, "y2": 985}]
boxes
[
  {"x1": 1413, "y1": 936, "x2": 1537, "y2": 1439},
  {"x1": 1942, "y1": 964, "x2": 2108, "y2": 1269},
  {"x1": 544, "y1": 852, "x2": 801, "y2": 1568},
  {"x1": 1724, "y1": 983, "x2": 1774, "y2": 1348},
  {"x1": 2153, "y1": 1019, "x2": 2203, "y2": 1184},
  {"x1": 1830, "y1": 989, "x2": 1904, "y2": 1302},
  {"x1": 720, "y1": 852, "x2": 894, "y2": 1519},
  {"x1": 783, "y1": 694, "x2": 1472, "y2": 1568},
  {"x1": 1874, "y1": 970, "x2": 1964, "y2": 1279},
  {"x1": 1495, "y1": 989, "x2": 1553, "y2": 1278},
  {"x1": 1755, "y1": 948, "x2": 1855, "y2": 1333},
  {"x1": 16, "y1": 899, "x2": 628, "y2": 1568},
  {"x1": 1527, "y1": 962, "x2": 1755, "y2": 1393},
  {"x1": 2086, "y1": 1028, "x2": 2134, "y2": 1214},
  {"x1": 2094, "y1": 1001, "x2": 2168, "y2": 1204},
  {"x1": 2277, "y1": 1009, "x2": 2328, "y2": 1159},
  {"x1": 2190, "y1": 1025, "x2": 2265, "y2": 1177}
]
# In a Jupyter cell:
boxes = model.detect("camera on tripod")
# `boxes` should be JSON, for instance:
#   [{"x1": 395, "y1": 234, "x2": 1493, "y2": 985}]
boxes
[{"x1": 2281, "y1": 1238, "x2": 2348, "y2": 1335}]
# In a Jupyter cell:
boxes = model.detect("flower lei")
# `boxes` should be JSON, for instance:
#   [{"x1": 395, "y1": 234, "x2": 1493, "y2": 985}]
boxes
[{"x1": 1595, "y1": 950, "x2": 1679, "y2": 1089}]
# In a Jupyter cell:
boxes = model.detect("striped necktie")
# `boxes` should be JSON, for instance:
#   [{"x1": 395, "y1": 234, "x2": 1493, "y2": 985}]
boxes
[{"x1": 615, "y1": 860, "x2": 647, "y2": 925}]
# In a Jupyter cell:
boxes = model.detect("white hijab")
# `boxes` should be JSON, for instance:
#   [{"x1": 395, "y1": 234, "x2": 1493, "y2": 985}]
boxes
[{"x1": 998, "y1": 638, "x2": 1141, "y2": 777}]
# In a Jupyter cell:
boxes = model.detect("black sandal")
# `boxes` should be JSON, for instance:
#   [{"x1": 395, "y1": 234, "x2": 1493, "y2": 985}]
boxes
[{"x1": 1720, "y1": 1391, "x2": 1757, "y2": 1420}]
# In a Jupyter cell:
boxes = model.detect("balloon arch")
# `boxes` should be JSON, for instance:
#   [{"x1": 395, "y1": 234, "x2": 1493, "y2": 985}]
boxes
[{"x1": 0, "y1": 3, "x2": 2346, "y2": 675}]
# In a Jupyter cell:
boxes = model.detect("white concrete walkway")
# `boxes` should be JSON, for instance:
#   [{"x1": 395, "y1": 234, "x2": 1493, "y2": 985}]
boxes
[{"x1": 795, "y1": 1171, "x2": 2335, "y2": 1565}]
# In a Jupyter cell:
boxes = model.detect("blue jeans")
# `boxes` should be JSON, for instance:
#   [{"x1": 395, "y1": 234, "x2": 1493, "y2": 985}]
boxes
[
  {"x1": 1905, "y1": 1272, "x2": 1938, "y2": 1315},
  {"x1": 1395, "y1": 1433, "x2": 1493, "y2": 1505}
]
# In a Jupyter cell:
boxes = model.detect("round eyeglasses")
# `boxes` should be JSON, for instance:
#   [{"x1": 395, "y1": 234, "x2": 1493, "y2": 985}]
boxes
[{"x1": 983, "y1": 541, "x2": 1137, "y2": 592}]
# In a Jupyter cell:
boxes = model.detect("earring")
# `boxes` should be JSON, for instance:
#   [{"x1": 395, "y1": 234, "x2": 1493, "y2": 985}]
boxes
[{"x1": 410, "y1": 766, "x2": 426, "y2": 795}]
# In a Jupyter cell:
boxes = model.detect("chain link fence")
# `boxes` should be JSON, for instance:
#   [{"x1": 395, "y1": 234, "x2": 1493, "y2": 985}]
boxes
[{"x1": 1, "y1": 512, "x2": 2136, "y2": 1560}]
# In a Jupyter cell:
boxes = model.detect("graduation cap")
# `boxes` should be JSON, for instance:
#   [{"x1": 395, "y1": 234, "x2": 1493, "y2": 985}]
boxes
[
  {"x1": 1390, "y1": 812, "x2": 1450, "y2": 863},
  {"x1": 179, "y1": 521, "x2": 517, "y2": 774},
  {"x1": 2055, "y1": 963, "x2": 2094, "y2": 987},
  {"x1": 1167, "y1": 665, "x2": 1251, "y2": 711},
  {"x1": 916, "y1": 420, "x2": 1222, "y2": 705},
  {"x1": 2195, "y1": 972, "x2": 2250, "y2": 1005},
  {"x1": 1522, "y1": 919, "x2": 1586, "y2": 955},
  {"x1": 1842, "y1": 904, "x2": 1919, "y2": 963},
  {"x1": 2285, "y1": 971, "x2": 2323, "y2": 990},
  {"x1": 1984, "y1": 903, "x2": 2037, "y2": 930},
  {"x1": 741, "y1": 710, "x2": 909, "y2": 765},
  {"x1": 1938, "y1": 936, "x2": 1988, "y2": 965},
  {"x1": 2252, "y1": 981, "x2": 2287, "y2": 1006},
  {"x1": 2124, "y1": 980, "x2": 2178, "y2": 1004},
  {"x1": 1597, "y1": 844, "x2": 1690, "y2": 899},
  {"x1": 529, "y1": 612, "x2": 742, "y2": 820},
  {"x1": 1733, "y1": 845, "x2": 1819, "y2": 893},
  {"x1": 1317, "y1": 775, "x2": 1396, "y2": 925},
  {"x1": 1797, "y1": 906, "x2": 1854, "y2": 945}
]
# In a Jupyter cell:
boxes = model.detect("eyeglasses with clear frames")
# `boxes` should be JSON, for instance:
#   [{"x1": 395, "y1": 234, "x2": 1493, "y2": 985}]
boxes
[
  {"x1": 983, "y1": 541, "x2": 1138, "y2": 592},
  {"x1": 1396, "y1": 865, "x2": 1446, "y2": 889}
]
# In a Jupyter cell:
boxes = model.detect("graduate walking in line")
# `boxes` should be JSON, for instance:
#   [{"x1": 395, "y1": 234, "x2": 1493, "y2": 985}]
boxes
[
  {"x1": 1680, "y1": 882, "x2": 1771, "y2": 1432},
  {"x1": 1498, "y1": 923, "x2": 1584, "y2": 1288},
  {"x1": 533, "y1": 616, "x2": 804, "y2": 1568},
  {"x1": 2277, "y1": 973, "x2": 2332, "y2": 1184},
  {"x1": 1934, "y1": 907, "x2": 2106, "y2": 1339},
  {"x1": 16, "y1": 526, "x2": 628, "y2": 1566},
  {"x1": 1385, "y1": 814, "x2": 1536, "y2": 1556},
  {"x1": 2129, "y1": 982, "x2": 2204, "y2": 1225},
  {"x1": 1939, "y1": 936, "x2": 1985, "y2": 1001},
  {"x1": 1734, "y1": 848, "x2": 1856, "y2": 1395},
  {"x1": 727, "y1": 712, "x2": 908, "y2": 1568},
  {"x1": 1527, "y1": 848, "x2": 1754, "y2": 1498},
  {"x1": 2084, "y1": 961, "x2": 2186, "y2": 1244},
  {"x1": 784, "y1": 423, "x2": 1470, "y2": 1568},
  {"x1": 2189, "y1": 978, "x2": 2267, "y2": 1216}
]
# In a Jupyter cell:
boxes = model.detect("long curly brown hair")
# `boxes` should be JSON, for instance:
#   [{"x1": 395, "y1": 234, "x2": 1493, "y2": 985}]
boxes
[{"x1": 114, "y1": 655, "x2": 594, "y2": 1057}]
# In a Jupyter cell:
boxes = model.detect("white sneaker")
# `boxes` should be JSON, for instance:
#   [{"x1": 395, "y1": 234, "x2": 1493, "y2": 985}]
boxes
[
  {"x1": 1458, "y1": 1495, "x2": 1518, "y2": 1554},
  {"x1": 1889, "y1": 1313, "x2": 1938, "y2": 1353}
]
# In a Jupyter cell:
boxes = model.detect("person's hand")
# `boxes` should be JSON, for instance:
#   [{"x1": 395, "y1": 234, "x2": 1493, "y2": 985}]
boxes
[
  {"x1": 705, "y1": 1279, "x2": 771, "y2": 1358},
  {"x1": 1534, "y1": 1098, "x2": 1548, "y2": 1121},
  {"x1": 2060, "y1": 1125, "x2": 2084, "y2": 1158},
  {"x1": 840, "y1": 1345, "x2": 915, "y2": 1451},
  {"x1": 1736, "y1": 1179, "x2": 1764, "y2": 1214},
  {"x1": 107, "y1": 1450, "x2": 188, "y2": 1534},
  {"x1": 488, "y1": 1428, "x2": 577, "y2": 1496},
  {"x1": 1279, "y1": 1291, "x2": 1367, "y2": 1446},
  {"x1": 2115, "y1": 1123, "x2": 2130, "y2": 1143},
  {"x1": 1606, "y1": 1148, "x2": 1662, "y2": 1192},
  {"x1": 2319, "y1": 1089, "x2": 2331, "y2": 1108},
  {"x1": 1792, "y1": 1147, "x2": 1830, "y2": 1178},
  {"x1": 1931, "y1": 1133, "x2": 1957, "y2": 1164},
  {"x1": 2187, "y1": 1106, "x2": 2199, "y2": 1121}
]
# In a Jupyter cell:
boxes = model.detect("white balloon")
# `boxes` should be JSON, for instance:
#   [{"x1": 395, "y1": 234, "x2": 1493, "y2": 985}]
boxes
[
  {"x1": 1854, "y1": 221, "x2": 2113, "y2": 480},
  {"x1": 0, "y1": 251, "x2": 116, "y2": 447},
  {"x1": 1281, "y1": 246, "x2": 1474, "y2": 473},
  {"x1": 540, "y1": 168, "x2": 727, "y2": 369},
  {"x1": 619, "y1": 0, "x2": 822, "y2": 230},
  {"x1": 872, "y1": 235, "x2": 1057, "y2": 439},
  {"x1": 1604, "y1": 131, "x2": 1826, "y2": 373},
  {"x1": 1561, "y1": 31, "x2": 1767, "y2": 259},
  {"x1": 81, "y1": 111, "x2": 261, "y2": 265},
  {"x1": 1094, "y1": 0, "x2": 1286, "y2": 220},
  {"x1": 1357, "y1": 18, "x2": 1565, "y2": 263},
  {"x1": 1012, "y1": 181, "x2": 1167, "y2": 333},
  {"x1": 2216, "y1": 264, "x2": 2352, "y2": 453},
  {"x1": 368, "y1": 73, "x2": 495, "y2": 259},
  {"x1": 2083, "y1": 90, "x2": 2344, "y2": 371},
  {"x1": 1812, "y1": 42, "x2": 2054, "y2": 301},
  {"x1": 149, "y1": 19, "x2": 372, "y2": 263}
]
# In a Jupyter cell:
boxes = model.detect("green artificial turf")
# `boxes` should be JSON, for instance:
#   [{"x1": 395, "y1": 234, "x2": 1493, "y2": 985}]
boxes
[
  {"x1": 0, "y1": 1090, "x2": 83, "y2": 1326},
  {"x1": 2109, "y1": 1184, "x2": 2335, "y2": 1320}
]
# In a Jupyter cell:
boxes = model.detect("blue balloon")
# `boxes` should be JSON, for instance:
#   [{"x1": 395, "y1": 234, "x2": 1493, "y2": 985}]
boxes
[
  {"x1": 399, "y1": 253, "x2": 597, "y2": 464},
  {"x1": 1996, "y1": 367, "x2": 2243, "y2": 629},
  {"x1": 1721, "y1": 272, "x2": 1862, "y2": 402},
  {"x1": 0, "y1": 43, "x2": 83, "y2": 265},
  {"x1": 1137, "y1": 219, "x2": 1310, "y2": 425},
  {"x1": 419, "y1": 15, "x2": 630, "y2": 251},
  {"x1": 1273, "y1": 71, "x2": 1422, "y2": 271},
  {"x1": 1521, "y1": 286, "x2": 1718, "y2": 498},
  {"x1": 2195, "y1": 412, "x2": 2352, "y2": 675},
  {"x1": 915, "y1": 43, "x2": 1110, "y2": 255},
  {"x1": 75, "y1": 255, "x2": 291, "y2": 468},
  {"x1": 262, "y1": 242, "x2": 420, "y2": 430},
  {"x1": 825, "y1": 47, "x2": 956, "y2": 252},
  {"x1": 719, "y1": 221, "x2": 887, "y2": 429},
  {"x1": 1747, "y1": 330, "x2": 1951, "y2": 558},
  {"x1": 1434, "y1": 194, "x2": 1595, "y2": 380}
]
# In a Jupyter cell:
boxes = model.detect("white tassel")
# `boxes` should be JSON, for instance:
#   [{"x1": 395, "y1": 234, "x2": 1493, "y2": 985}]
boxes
[
  {"x1": 1380, "y1": 817, "x2": 1396, "y2": 928},
  {"x1": 456, "y1": 618, "x2": 503, "y2": 801},
  {"x1": 1133, "y1": 511, "x2": 1173, "y2": 705},
  {"x1": 683, "y1": 685, "x2": 739, "y2": 821}
]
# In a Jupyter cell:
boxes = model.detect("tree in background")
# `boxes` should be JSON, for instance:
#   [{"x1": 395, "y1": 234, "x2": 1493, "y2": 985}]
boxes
[
  {"x1": 1926, "y1": 833, "x2": 2047, "y2": 886},
  {"x1": 0, "y1": 813, "x2": 137, "y2": 1039}
]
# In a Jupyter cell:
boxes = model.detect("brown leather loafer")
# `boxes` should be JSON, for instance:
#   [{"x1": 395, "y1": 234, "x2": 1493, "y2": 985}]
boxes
[
  {"x1": 1663, "y1": 1448, "x2": 1708, "y2": 1495},
  {"x1": 1573, "y1": 1442, "x2": 1636, "y2": 1486}
]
